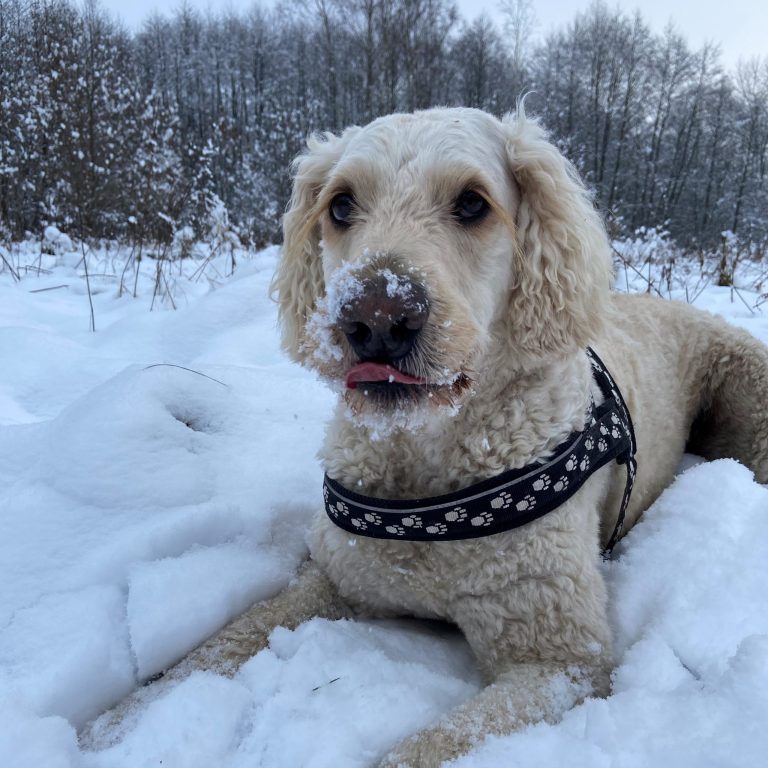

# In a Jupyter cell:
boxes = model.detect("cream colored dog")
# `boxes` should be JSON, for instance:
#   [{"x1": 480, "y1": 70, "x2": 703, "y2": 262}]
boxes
[{"x1": 85, "y1": 108, "x2": 768, "y2": 765}]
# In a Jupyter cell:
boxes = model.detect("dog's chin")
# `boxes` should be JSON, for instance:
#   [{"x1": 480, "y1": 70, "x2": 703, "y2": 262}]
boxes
[{"x1": 342, "y1": 373, "x2": 473, "y2": 430}]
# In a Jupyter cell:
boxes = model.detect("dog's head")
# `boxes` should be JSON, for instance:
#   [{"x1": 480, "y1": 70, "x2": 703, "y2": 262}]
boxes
[{"x1": 273, "y1": 108, "x2": 612, "y2": 423}]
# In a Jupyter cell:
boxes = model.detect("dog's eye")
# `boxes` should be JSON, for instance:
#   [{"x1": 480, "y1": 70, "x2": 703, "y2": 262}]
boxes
[
  {"x1": 329, "y1": 193, "x2": 355, "y2": 227},
  {"x1": 454, "y1": 190, "x2": 489, "y2": 224}
]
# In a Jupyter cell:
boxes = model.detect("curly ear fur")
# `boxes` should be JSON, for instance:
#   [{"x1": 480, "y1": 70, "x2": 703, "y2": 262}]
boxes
[
  {"x1": 502, "y1": 113, "x2": 614, "y2": 357},
  {"x1": 272, "y1": 128, "x2": 359, "y2": 362}
]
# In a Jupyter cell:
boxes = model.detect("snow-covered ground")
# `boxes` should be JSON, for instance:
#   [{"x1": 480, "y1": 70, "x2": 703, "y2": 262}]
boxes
[{"x1": 1, "y1": 240, "x2": 767, "y2": 767}]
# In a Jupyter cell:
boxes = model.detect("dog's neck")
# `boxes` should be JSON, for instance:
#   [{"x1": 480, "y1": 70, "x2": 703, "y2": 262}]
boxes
[{"x1": 320, "y1": 347, "x2": 594, "y2": 500}]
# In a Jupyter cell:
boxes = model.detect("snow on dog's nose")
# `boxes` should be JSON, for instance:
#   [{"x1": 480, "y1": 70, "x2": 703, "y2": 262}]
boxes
[{"x1": 337, "y1": 271, "x2": 430, "y2": 363}]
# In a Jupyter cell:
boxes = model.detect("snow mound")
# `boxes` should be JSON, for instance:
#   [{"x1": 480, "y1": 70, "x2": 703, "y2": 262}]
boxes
[
  {"x1": 43, "y1": 225, "x2": 75, "y2": 255},
  {"x1": 449, "y1": 460, "x2": 768, "y2": 767},
  {"x1": 127, "y1": 542, "x2": 296, "y2": 680},
  {"x1": 86, "y1": 618, "x2": 481, "y2": 768},
  {"x1": 2, "y1": 244, "x2": 768, "y2": 766}
]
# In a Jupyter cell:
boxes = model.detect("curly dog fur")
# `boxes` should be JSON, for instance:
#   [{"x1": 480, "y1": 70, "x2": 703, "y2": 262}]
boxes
[
  {"x1": 274, "y1": 107, "x2": 768, "y2": 766},
  {"x1": 84, "y1": 108, "x2": 768, "y2": 765}
]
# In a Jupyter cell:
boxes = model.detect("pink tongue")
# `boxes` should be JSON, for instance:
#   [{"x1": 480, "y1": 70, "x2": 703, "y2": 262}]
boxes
[{"x1": 345, "y1": 362, "x2": 425, "y2": 389}]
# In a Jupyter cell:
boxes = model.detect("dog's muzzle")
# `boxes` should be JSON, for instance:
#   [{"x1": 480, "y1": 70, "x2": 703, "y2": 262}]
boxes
[{"x1": 336, "y1": 273, "x2": 429, "y2": 362}]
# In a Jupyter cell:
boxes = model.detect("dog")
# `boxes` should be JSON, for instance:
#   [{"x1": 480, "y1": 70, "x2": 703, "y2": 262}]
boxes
[{"x1": 85, "y1": 108, "x2": 768, "y2": 766}]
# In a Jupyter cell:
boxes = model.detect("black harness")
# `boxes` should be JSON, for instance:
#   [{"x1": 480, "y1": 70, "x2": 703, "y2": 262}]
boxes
[{"x1": 323, "y1": 348, "x2": 637, "y2": 556}]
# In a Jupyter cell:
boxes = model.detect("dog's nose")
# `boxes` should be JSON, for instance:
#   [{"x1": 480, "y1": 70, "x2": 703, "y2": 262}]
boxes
[{"x1": 337, "y1": 274, "x2": 429, "y2": 361}]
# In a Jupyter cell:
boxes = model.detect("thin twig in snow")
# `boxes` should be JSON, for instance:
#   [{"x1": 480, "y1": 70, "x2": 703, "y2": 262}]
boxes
[
  {"x1": 143, "y1": 363, "x2": 228, "y2": 387},
  {"x1": 0, "y1": 249, "x2": 20, "y2": 281},
  {"x1": 29, "y1": 284, "x2": 69, "y2": 293},
  {"x1": 730, "y1": 285, "x2": 756, "y2": 314},
  {"x1": 79, "y1": 238, "x2": 96, "y2": 332},
  {"x1": 611, "y1": 244, "x2": 664, "y2": 298},
  {"x1": 311, "y1": 677, "x2": 341, "y2": 692}
]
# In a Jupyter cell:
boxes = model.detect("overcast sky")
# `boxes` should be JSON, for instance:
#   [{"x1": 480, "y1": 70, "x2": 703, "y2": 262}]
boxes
[
  {"x1": 456, "y1": 0, "x2": 765, "y2": 71},
  {"x1": 103, "y1": 0, "x2": 765, "y2": 71}
]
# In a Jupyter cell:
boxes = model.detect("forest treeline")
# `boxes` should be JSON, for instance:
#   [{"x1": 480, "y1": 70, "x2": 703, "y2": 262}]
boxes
[{"x1": 0, "y1": 0, "x2": 766, "y2": 249}]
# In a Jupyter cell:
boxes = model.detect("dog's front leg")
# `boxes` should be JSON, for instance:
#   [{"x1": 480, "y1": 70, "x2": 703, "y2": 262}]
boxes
[
  {"x1": 378, "y1": 659, "x2": 601, "y2": 768},
  {"x1": 181, "y1": 557, "x2": 353, "y2": 673},
  {"x1": 80, "y1": 559, "x2": 352, "y2": 747},
  {"x1": 379, "y1": 518, "x2": 613, "y2": 768}
]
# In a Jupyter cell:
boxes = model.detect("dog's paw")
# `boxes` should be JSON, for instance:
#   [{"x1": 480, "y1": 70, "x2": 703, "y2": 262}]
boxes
[{"x1": 377, "y1": 726, "x2": 468, "y2": 768}]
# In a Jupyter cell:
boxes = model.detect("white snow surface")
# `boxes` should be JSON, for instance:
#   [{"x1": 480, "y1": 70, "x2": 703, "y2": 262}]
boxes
[{"x1": 1, "y1": 242, "x2": 767, "y2": 767}]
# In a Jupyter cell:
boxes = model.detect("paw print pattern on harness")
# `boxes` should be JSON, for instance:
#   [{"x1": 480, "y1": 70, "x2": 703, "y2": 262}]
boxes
[
  {"x1": 425, "y1": 522, "x2": 448, "y2": 535},
  {"x1": 490, "y1": 491, "x2": 513, "y2": 510},
  {"x1": 385, "y1": 524, "x2": 405, "y2": 536},
  {"x1": 532, "y1": 474, "x2": 551, "y2": 492},
  {"x1": 470, "y1": 511, "x2": 494, "y2": 527},
  {"x1": 334, "y1": 501, "x2": 350, "y2": 517},
  {"x1": 401, "y1": 515, "x2": 423, "y2": 528},
  {"x1": 515, "y1": 494, "x2": 536, "y2": 512},
  {"x1": 445, "y1": 506, "x2": 467, "y2": 522},
  {"x1": 364, "y1": 512, "x2": 382, "y2": 525}
]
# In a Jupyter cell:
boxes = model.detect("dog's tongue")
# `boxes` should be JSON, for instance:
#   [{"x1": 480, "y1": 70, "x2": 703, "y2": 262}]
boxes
[{"x1": 345, "y1": 362, "x2": 425, "y2": 389}]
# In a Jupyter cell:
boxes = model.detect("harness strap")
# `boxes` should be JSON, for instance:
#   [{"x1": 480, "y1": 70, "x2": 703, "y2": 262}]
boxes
[
  {"x1": 323, "y1": 348, "x2": 636, "y2": 555},
  {"x1": 586, "y1": 347, "x2": 638, "y2": 555}
]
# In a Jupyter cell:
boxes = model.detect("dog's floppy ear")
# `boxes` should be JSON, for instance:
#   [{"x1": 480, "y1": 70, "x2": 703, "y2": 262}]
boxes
[
  {"x1": 502, "y1": 113, "x2": 613, "y2": 357},
  {"x1": 272, "y1": 128, "x2": 359, "y2": 362}
]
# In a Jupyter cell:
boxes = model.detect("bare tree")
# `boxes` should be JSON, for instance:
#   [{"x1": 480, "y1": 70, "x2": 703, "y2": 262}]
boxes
[
  {"x1": 1, "y1": 0, "x2": 766, "y2": 249},
  {"x1": 498, "y1": 0, "x2": 536, "y2": 73}
]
